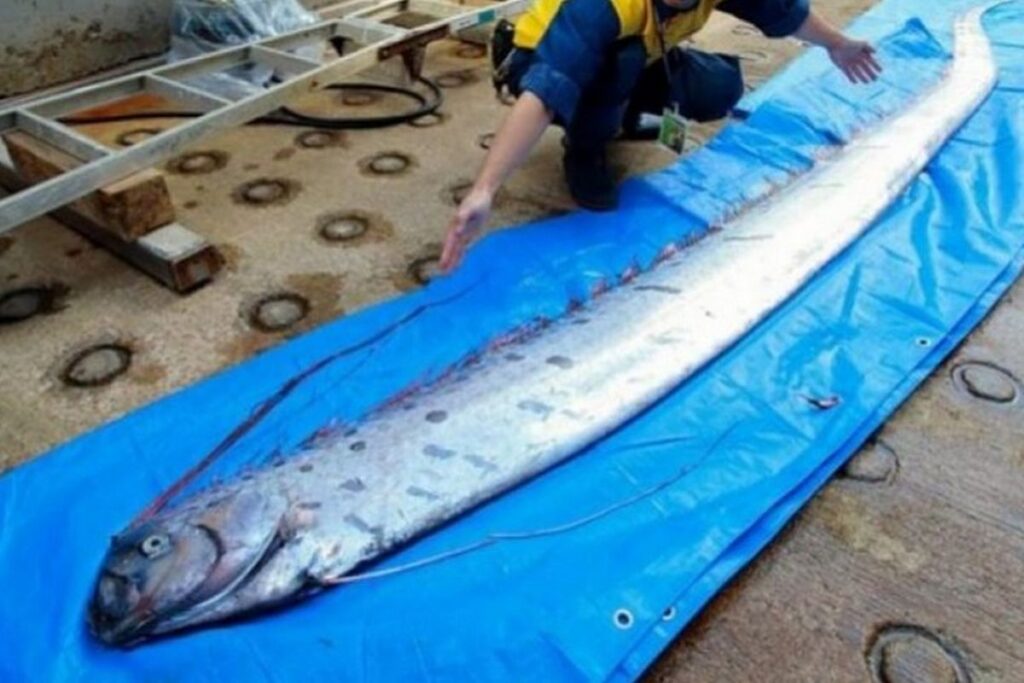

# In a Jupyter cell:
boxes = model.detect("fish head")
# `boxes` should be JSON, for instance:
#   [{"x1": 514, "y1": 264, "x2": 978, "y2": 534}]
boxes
[{"x1": 89, "y1": 487, "x2": 288, "y2": 646}]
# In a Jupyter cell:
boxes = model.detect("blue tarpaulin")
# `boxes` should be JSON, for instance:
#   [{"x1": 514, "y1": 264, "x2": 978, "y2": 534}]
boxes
[{"x1": 2, "y1": 0, "x2": 1022, "y2": 680}]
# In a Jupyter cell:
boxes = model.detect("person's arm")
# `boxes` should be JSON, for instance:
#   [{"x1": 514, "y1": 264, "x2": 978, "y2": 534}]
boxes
[
  {"x1": 717, "y1": 0, "x2": 881, "y2": 83},
  {"x1": 793, "y1": 11, "x2": 882, "y2": 83},
  {"x1": 440, "y1": 92, "x2": 552, "y2": 271},
  {"x1": 439, "y1": 0, "x2": 621, "y2": 272}
]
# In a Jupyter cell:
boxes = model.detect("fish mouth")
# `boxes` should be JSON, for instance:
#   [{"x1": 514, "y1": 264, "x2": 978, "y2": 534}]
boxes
[
  {"x1": 90, "y1": 524, "x2": 284, "y2": 647},
  {"x1": 89, "y1": 572, "x2": 152, "y2": 646}
]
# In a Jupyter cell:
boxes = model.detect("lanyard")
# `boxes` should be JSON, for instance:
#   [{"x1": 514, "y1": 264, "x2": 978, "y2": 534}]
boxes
[{"x1": 653, "y1": 9, "x2": 684, "y2": 111}]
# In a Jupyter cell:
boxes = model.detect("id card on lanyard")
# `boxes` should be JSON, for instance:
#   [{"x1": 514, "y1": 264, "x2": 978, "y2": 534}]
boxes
[{"x1": 654, "y1": 1, "x2": 692, "y2": 154}]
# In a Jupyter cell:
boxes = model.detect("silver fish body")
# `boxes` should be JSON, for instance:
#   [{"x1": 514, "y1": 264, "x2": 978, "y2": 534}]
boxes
[{"x1": 89, "y1": 6, "x2": 998, "y2": 645}]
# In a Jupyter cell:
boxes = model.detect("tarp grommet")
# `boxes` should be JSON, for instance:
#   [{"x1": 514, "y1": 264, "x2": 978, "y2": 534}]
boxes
[{"x1": 613, "y1": 609, "x2": 634, "y2": 629}]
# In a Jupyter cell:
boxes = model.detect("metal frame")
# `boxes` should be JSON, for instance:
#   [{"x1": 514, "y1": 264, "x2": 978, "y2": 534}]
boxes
[{"x1": 0, "y1": 0, "x2": 528, "y2": 235}]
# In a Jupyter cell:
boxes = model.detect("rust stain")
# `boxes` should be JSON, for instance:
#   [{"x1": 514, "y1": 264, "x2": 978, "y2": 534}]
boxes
[
  {"x1": 816, "y1": 489, "x2": 926, "y2": 572},
  {"x1": 0, "y1": 236, "x2": 13, "y2": 257},
  {"x1": 497, "y1": 192, "x2": 571, "y2": 224},
  {"x1": 217, "y1": 333, "x2": 279, "y2": 368},
  {"x1": 274, "y1": 147, "x2": 297, "y2": 161},
  {"x1": 131, "y1": 361, "x2": 167, "y2": 386},
  {"x1": 215, "y1": 243, "x2": 244, "y2": 272},
  {"x1": 72, "y1": 93, "x2": 171, "y2": 119},
  {"x1": 440, "y1": 180, "x2": 567, "y2": 224},
  {"x1": 284, "y1": 272, "x2": 345, "y2": 324}
]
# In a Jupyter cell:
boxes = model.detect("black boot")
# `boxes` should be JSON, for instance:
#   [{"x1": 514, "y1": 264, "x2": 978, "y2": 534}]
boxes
[{"x1": 562, "y1": 140, "x2": 618, "y2": 211}]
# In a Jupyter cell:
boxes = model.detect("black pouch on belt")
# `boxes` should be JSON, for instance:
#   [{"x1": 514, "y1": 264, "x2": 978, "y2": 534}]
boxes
[{"x1": 491, "y1": 19, "x2": 518, "y2": 97}]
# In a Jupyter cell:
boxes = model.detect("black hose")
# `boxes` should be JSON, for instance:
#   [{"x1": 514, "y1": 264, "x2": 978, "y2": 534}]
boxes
[
  {"x1": 58, "y1": 78, "x2": 444, "y2": 130},
  {"x1": 280, "y1": 78, "x2": 443, "y2": 129}
]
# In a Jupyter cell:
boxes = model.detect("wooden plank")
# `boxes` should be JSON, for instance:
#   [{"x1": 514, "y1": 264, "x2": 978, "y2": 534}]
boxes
[
  {"x1": 0, "y1": 163, "x2": 220, "y2": 293},
  {"x1": 2, "y1": 130, "x2": 174, "y2": 241}
]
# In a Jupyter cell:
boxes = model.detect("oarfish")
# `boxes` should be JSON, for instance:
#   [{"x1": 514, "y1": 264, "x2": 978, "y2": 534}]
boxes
[{"x1": 88, "y1": 7, "x2": 997, "y2": 646}]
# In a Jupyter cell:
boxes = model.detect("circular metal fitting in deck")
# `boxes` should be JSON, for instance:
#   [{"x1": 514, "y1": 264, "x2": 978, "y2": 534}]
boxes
[
  {"x1": 248, "y1": 292, "x2": 310, "y2": 332},
  {"x1": 318, "y1": 212, "x2": 370, "y2": 243},
  {"x1": 453, "y1": 42, "x2": 487, "y2": 60},
  {"x1": 866, "y1": 624, "x2": 971, "y2": 683},
  {"x1": 442, "y1": 180, "x2": 474, "y2": 206},
  {"x1": 435, "y1": 70, "x2": 478, "y2": 89},
  {"x1": 950, "y1": 360, "x2": 1020, "y2": 405},
  {"x1": 408, "y1": 255, "x2": 441, "y2": 285},
  {"x1": 339, "y1": 89, "x2": 381, "y2": 106},
  {"x1": 295, "y1": 130, "x2": 343, "y2": 149},
  {"x1": 0, "y1": 283, "x2": 67, "y2": 324},
  {"x1": 61, "y1": 343, "x2": 132, "y2": 388},
  {"x1": 116, "y1": 128, "x2": 162, "y2": 147},
  {"x1": 360, "y1": 151, "x2": 414, "y2": 176},
  {"x1": 233, "y1": 178, "x2": 300, "y2": 207},
  {"x1": 166, "y1": 150, "x2": 228, "y2": 175},
  {"x1": 0, "y1": 287, "x2": 47, "y2": 322},
  {"x1": 408, "y1": 112, "x2": 446, "y2": 128},
  {"x1": 841, "y1": 438, "x2": 899, "y2": 484}
]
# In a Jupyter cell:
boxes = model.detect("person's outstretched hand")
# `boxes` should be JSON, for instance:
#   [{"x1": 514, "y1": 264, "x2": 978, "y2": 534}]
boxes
[
  {"x1": 440, "y1": 187, "x2": 493, "y2": 272},
  {"x1": 828, "y1": 38, "x2": 882, "y2": 83}
]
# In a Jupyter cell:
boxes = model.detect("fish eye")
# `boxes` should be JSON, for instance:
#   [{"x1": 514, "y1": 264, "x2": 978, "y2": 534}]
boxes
[{"x1": 139, "y1": 533, "x2": 171, "y2": 559}]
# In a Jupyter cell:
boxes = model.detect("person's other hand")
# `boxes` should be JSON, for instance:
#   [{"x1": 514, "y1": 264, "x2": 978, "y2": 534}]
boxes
[
  {"x1": 828, "y1": 39, "x2": 882, "y2": 84},
  {"x1": 440, "y1": 187, "x2": 493, "y2": 272}
]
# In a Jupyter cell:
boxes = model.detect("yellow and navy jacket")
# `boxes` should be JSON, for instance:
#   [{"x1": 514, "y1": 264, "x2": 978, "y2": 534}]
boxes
[{"x1": 512, "y1": 0, "x2": 809, "y2": 122}]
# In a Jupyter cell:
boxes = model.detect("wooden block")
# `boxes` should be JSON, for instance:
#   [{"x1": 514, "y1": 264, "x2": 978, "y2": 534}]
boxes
[
  {"x1": 0, "y1": 163, "x2": 220, "y2": 293},
  {"x1": 1, "y1": 130, "x2": 175, "y2": 241}
]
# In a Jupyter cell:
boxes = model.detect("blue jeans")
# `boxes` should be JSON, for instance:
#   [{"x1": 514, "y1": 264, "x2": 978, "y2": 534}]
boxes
[{"x1": 503, "y1": 39, "x2": 744, "y2": 149}]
